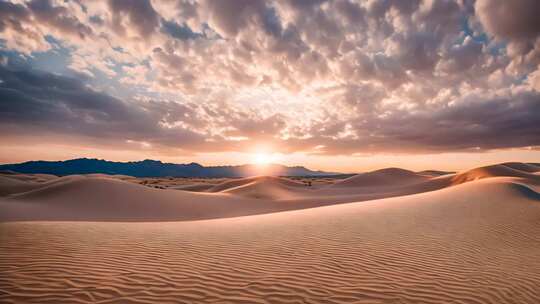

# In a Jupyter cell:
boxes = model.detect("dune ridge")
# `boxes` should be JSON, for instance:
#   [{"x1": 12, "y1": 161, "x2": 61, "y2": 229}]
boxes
[
  {"x1": 331, "y1": 167, "x2": 430, "y2": 188},
  {"x1": 0, "y1": 174, "x2": 81, "y2": 196},
  {"x1": 451, "y1": 163, "x2": 540, "y2": 185},
  {"x1": 206, "y1": 175, "x2": 306, "y2": 192},
  {"x1": 219, "y1": 176, "x2": 307, "y2": 199},
  {"x1": 0, "y1": 177, "x2": 284, "y2": 222},
  {"x1": 0, "y1": 175, "x2": 41, "y2": 196},
  {"x1": 1, "y1": 162, "x2": 540, "y2": 222}
]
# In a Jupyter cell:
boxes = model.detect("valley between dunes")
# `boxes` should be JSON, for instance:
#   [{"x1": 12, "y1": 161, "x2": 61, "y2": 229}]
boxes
[{"x1": 1, "y1": 162, "x2": 540, "y2": 303}]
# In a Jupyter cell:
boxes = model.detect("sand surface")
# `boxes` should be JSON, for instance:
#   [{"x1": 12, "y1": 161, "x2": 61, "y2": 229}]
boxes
[{"x1": 1, "y1": 163, "x2": 540, "y2": 303}]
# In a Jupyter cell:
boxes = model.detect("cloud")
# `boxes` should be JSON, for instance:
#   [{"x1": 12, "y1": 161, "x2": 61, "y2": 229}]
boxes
[
  {"x1": 108, "y1": 0, "x2": 160, "y2": 39},
  {"x1": 28, "y1": 0, "x2": 93, "y2": 39},
  {"x1": 475, "y1": 0, "x2": 540, "y2": 72},
  {"x1": 0, "y1": 1, "x2": 49, "y2": 53},
  {"x1": 475, "y1": 0, "x2": 540, "y2": 40},
  {"x1": 437, "y1": 37, "x2": 484, "y2": 74},
  {"x1": 0, "y1": 65, "x2": 206, "y2": 150},
  {"x1": 203, "y1": 0, "x2": 272, "y2": 38},
  {"x1": 161, "y1": 20, "x2": 203, "y2": 40},
  {"x1": 359, "y1": 90, "x2": 540, "y2": 152},
  {"x1": 0, "y1": 0, "x2": 539, "y2": 158}
]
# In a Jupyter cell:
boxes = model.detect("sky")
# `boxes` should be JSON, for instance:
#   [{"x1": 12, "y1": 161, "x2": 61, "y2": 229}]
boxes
[{"x1": 0, "y1": 0, "x2": 539, "y2": 172}]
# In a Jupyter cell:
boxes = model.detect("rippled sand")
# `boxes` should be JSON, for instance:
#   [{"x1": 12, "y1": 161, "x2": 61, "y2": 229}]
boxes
[{"x1": 1, "y1": 178, "x2": 540, "y2": 303}]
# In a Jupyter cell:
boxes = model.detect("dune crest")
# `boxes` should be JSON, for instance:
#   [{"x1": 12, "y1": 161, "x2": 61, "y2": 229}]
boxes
[
  {"x1": 451, "y1": 164, "x2": 540, "y2": 185},
  {"x1": 2, "y1": 162, "x2": 540, "y2": 222},
  {"x1": 0, "y1": 175, "x2": 41, "y2": 196},
  {"x1": 331, "y1": 167, "x2": 429, "y2": 188},
  {"x1": 207, "y1": 175, "x2": 306, "y2": 192},
  {"x1": 219, "y1": 176, "x2": 308, "y2": 200}
]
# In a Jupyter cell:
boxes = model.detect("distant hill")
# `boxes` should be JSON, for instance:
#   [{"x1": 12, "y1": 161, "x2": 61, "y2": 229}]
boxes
[{"x1": 0, "y1": 158, "x2": 339, "y2": 178}]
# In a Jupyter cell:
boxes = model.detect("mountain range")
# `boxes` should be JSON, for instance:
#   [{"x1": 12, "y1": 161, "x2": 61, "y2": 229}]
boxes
[{"x1": 0, "y1": 158, "x2": 339, "y2": 177}]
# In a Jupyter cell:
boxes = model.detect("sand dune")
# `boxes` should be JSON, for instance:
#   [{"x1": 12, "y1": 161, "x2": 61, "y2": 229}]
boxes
[
  {"x1": 1, "y1": 162, "x2": 540, "y2": 303},
  {"x1": 0, "y1": 175, "x2": 41, "y2": 196},
  {"x1": 1, "y1": 177, "x2": 540, "y2": 303},
  {"x1": 331, "y1": 168, "x2": 429, "y2": 188},
  {"x1": 169, "y1": 183, "x2": 216, "y2": 192},
  {"x1": 0, "y1": 173, "x2": 449, "y2": 221},
  {"x1": 0, "y1": 176, "x2": 382, "y2": 221},
  {"x1": 320, "y1": 163, "x2": 540, "y2": 198},
  {"x1": 416, "y1": 169, "x2": 454, "y2": 176},
  {"x1": 218, "y1": 176, "x2": 309, "y2": 199},
  {"x1": 501, "y1": 162, "x2": 540, "y2": 172},
  {"x1": 0, "y1": 177, "x2": 282, "y2": 221},
  {"x1": 85, "y1": 173, "x2": 136, "y2": 180},
  {"x1": 2, "y1": 162, "x2": 540, "y2": 222},
  {"x1": 207, "y1": 175, "x2": 306, "y2": 192},
  {"x1": 451, "y1": 163, "x2": 540, "y2": 185},
  {"x1": 0, "y1": 173, "x2": 70, "y2": 196},
  {"x1": 0, "y1": 172, "x2": 58, "y2": 182}
]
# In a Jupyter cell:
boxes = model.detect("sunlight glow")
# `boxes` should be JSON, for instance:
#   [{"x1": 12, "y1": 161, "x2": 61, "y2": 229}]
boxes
[{"x1": 252, "y1": 153, "x2": 275, "y2": 165}]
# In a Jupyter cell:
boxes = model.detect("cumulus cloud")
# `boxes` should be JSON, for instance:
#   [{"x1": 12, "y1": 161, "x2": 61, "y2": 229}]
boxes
[
  {"x1": 28, "y1": 0, "x2": 92, "y2": 39},
  {"x1": 0, "y1": 0, "x2": 539, "y2": 157},
  {"x1": 0, "y1": 1, "x2": 49, "y2": 53},
  {"x1": 108, "y1": 0, "x2": 160, "y2": 39},
  {"x1": 475, "y1": 0, "x2": 540, "y2": 72},
  {"x1": 475, "y1": 0, "x2": 540, "y2": 40}
]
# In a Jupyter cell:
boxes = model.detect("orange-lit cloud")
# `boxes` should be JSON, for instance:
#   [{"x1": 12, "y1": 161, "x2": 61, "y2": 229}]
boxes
[{"x1": 0, "y1": 0, "x2": 539, "y2": 170}]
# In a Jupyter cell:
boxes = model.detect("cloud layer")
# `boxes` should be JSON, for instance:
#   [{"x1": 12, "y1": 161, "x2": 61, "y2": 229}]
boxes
[{"x1": 0, "y1": 0, "x2": 539, "y2": 158}]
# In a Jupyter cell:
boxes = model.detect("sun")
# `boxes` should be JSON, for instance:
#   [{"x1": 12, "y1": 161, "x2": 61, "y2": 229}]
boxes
[{"x1": 252, "y1": 153, "x2": 274, "y2": 165}]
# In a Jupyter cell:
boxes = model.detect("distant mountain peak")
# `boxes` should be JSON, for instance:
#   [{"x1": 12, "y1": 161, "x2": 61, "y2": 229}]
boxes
[
  {"x1": 140, "y1": 159, "x2": 163, "y2": 164},
  {"x1": 0, "y1": 158, "x2": 339, "y2": 178}
]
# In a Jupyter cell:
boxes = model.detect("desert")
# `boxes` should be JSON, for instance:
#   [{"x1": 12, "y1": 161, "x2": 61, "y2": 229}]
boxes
[
  {"x1": 1, "y1": 162, "x2": 540, "y2": 303},
  {"x1": 2, "y1": 0, "x2": 540, "y2": 302}
]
